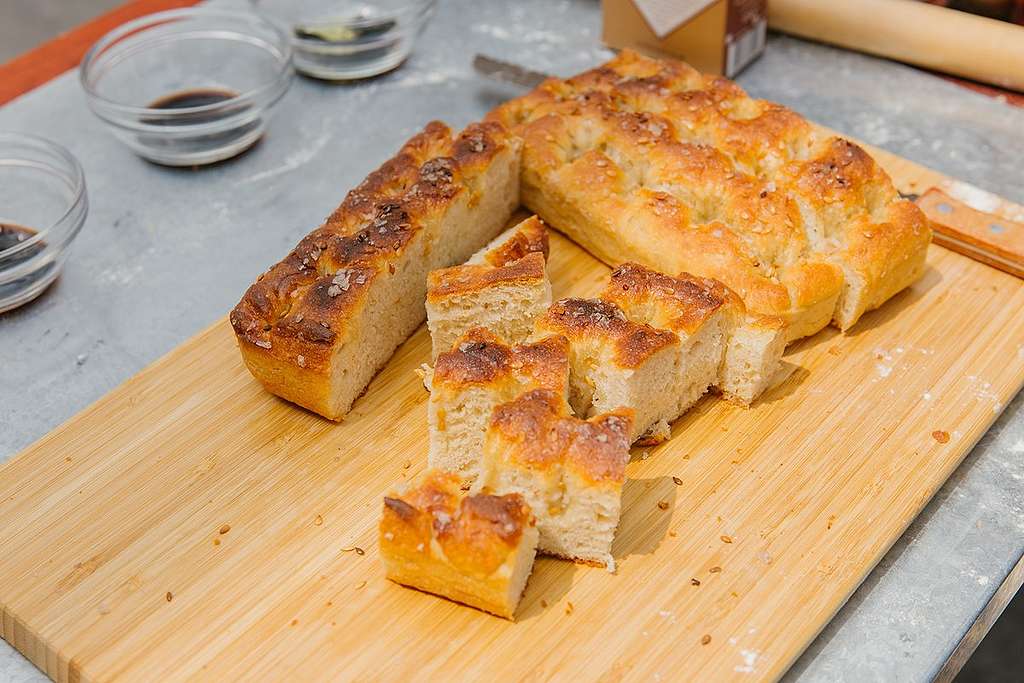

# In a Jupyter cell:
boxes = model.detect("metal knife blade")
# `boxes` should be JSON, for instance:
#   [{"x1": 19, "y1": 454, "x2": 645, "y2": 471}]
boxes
[{"x1": 472, "y1": 55, "x2": 549, "y2": 89}]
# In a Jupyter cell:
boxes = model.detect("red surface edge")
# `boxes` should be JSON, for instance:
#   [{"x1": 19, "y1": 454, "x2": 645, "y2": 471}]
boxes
[{"x1": 0, "y1": 0, "x2": 202, "y2": 107}]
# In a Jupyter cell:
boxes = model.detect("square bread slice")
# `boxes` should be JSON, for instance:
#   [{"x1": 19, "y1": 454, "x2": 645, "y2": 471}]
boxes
[
  {"x1": 428, "y1": 328, "x2": 570, "y2": 482},
  {"x1": 426, "y1": 215, "x2": 551, "y2": 360},
  {"x1": 602, "y1": 263, "x2": 785, "y2": 406},
  {"x1": 475, "y1": 389, "x2": 633, "y2": 569},
  {"x1": 380, "y1": 469, "x2": 538, "y2": 619},
  {"x1": 533, "y1": 297, "x2": 682, "y2": 443},
  {"x1": 231, "y1": 120, "x2": 521, "y2": 420}
]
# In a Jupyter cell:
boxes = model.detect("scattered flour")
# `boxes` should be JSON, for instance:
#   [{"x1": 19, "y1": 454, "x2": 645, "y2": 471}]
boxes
[
  {"x1": 98, "y1": 263, "x2": 143, "y2": 285},
  {"x1": 734, "y1": 649, "x2": 760, "y2": 674},
  {"x1": 238, "y1": 129, "x2": 332, "y2": 185}
]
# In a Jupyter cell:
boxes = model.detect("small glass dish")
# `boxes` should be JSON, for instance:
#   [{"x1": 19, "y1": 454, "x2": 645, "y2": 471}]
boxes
[
  {"x1": 252, "y1": 0, "x2": 437, "y2": 80},
  {"x1": 80, "y1": 8, "x2": 294, "y2": 166},
  {"x1": 0, "y1": 133, "x2": 88, "y2": 313}
]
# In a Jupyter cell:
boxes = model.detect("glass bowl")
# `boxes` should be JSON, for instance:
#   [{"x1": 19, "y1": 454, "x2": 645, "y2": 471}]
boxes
[
  {"x1": 0, "y1": 133, "x2": 88, "y2": 313},
  {"x1": 251, "y1": 0, "x2": 437, "y2": 80},
  {"x1": 80, "y1": 8, "x2": 294, "y2": 166}
]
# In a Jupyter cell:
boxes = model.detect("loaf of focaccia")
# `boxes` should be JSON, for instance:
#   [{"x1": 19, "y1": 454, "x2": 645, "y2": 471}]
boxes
[
  {"x1": 488, "y1": 49, "x2": 930, "y2": 343},
  {"x1": 426, "y1": 215, "x2": 551, "y2": 360},
  {"x1": 476, "y1": 389, "x2": 633, "y2": 569},
  {"x1": 230, "y1": 121, "x2": 520, "y2": 420},
  {"x1": 380, "y1": 469, "x2": 538, "y2": 619}
]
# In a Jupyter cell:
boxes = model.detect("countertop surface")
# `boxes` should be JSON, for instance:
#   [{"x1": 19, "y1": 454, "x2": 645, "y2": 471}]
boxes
[{"x1": 2, "y1": 0, "x2": 1023, "y2": 680}]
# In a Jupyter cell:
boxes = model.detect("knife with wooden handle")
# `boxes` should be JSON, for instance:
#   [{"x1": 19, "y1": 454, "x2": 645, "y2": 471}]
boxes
[
  {"x1": 909, "y1": 186, "x2": 1024, "y2": 278},
  {"x1": 473, "y1": 54, "x2": 1024, "y2": 279}
]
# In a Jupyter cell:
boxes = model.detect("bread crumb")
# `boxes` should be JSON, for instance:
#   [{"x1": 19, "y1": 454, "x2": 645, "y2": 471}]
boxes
[
  {"x1": 165, "y1": 591, "x2": 173, "y2": 602},
  {"x1": 932, "y1": 430, "x2": 950, "y2": 443},
  {"x1": 219, "y1": 524, "x2": 231, "y2": 535},
  {"x1": 709, "y1": 566, "x2": 722, "y2": 573},
  {"x1": 565, "y1": 602, "x2": 574, "y2": 615},
  {"x1": 701, "y1": 634, "x2": 712, "y2": 645},
  {"x1": 720, "y1": 535, "x2": 733, "y2": 544},
  {"x1": 658, "y1": 501, "x2": 670, "y2": 511}
]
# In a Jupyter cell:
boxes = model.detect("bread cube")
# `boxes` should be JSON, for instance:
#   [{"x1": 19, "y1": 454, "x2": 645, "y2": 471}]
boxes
[
  {"x1": 380, "y1": 469, "x2": 539, "y2": 619},
  {"x1": 476, "y1": 389, "x2": 633, "y2": 569},
  {"x1": 427, "y1": 328, "x2": 570, "y2": 482},
  {"x1": 602, "y1": 263, "x2": 785, "y2": 406},
  {"x1": 426, "y1": 216, "x2": 551, "y2": 360},
  {"x1": 533, "y1": 297, "x2": 681, "y2": 442}
]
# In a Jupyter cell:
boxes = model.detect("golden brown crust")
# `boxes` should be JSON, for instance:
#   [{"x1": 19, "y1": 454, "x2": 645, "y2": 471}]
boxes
[
  {"x1": 481, "y1": 215, "x2": 550, "y2": 267},
  {"x1": 488, "y1": 49, "x2": 930, "y2": 340},
  {"x1": 382, "y1": 470, "x2": 532, "y2": 557},
  {"x1": 230, "y1": 120, "x2": 520, "y2": 417},
  {"x1": 486, "y1": 389, "x2": 633, "y2": 485},
  {"x1": 534, "y1": 298, "x2": 679, "y2": 369},
  {"x1": 431, "y1": 328, "x2": 569, "y2": 393},
  {"x1": 426, "y1": 215, "x2": 550, "y2": 303},
  {"x1": 380, "y1": 469, "x2": 537, "y2": 618},
  {"x1": 603, "y1": 263, "x2": 744, "y2": 336},
  {"x1": 426, "y1": 252, "x2": 547, "y2": 301}
]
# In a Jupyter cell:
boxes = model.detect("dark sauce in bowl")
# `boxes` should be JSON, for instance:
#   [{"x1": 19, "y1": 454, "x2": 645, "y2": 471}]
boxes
[
  {"x1": 137, "y1": 88, "x2": 264, "y2": 163},
  {"x1": 0, "y1": 223, "x2": 55, "y2": 305},
  {"x1": 0, "y1": 223, "x2": 37, "y2": 253}
]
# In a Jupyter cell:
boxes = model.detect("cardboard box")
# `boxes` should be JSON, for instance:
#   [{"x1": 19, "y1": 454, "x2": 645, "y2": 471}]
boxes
[{"x1": 602, "y1": 0, "x2": 767, "y2": 76}]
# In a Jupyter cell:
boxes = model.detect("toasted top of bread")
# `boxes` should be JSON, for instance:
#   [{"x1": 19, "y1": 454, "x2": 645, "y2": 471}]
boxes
[
  {"x1": 381, "y1": 469, "x2": 534, "y2": 575},
  {"x1": 427, "y1": 215, "x2": 549, "y2": 302},
  {"x1": 230, "y1": 120, "x2": 519, "y2": 375},
  {"x1": 534, "y1": 297, "x2": 679, "y2": 369},
  {"x1": 603, "y1": 263, "x2": 746, "y2": 337},
  {"x1": 486, "y1": 389, "x2": 633, "y2": 485},
  {"x1": 470, "y1": 215, "x2": 550, "y2": 267},
  {"x1": 427, "y1": 252, "x2": 547, "y2": 301},
  {"x1": 432, "y1": 328, "x2": 569, "y2": 393},
  {"x1": 488, "y1": 49, "x2": 930, "y2": 337}
]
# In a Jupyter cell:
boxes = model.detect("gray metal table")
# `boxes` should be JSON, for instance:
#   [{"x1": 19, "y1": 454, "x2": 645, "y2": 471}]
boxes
[{"x1": 2, "y1": 1, "x2": 1023, "y2": 680}]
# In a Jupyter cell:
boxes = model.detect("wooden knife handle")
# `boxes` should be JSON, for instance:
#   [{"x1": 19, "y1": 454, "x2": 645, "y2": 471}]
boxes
[{"x1": 916, "y1": 187, "x2": 1024, "y2": 279}]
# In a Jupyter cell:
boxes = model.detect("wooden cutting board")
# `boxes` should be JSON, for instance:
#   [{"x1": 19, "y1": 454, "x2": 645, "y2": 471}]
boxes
[{"x1": 3, "y1": 145, "x2": 1024, "y2": 682}]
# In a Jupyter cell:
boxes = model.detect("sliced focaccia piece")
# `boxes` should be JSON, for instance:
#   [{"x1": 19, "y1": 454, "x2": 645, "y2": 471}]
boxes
[
  {"x1": 602, "y1": 263, "x2": 785, "y2": 405},
  {"x1": 380, "y1": 469, "x2": 538, "y2": 619},
  {"x1": 231, "y1": 120, "x2": 521, "y2": 420},
  {"x1": 428, "y1": 328, "x2": 570, "y2": 482},
  {"x1": 533, "y1": 297, "x2": 682, "y2": 442},
  {"x1": 426, "y1": 215, "x2": 551, "y2": 360},
  {"x1": 476, "y1": 389, "x2": 632, "y2": 569}
]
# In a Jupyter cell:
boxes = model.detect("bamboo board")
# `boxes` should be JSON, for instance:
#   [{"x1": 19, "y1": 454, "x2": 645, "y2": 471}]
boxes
[{"x1": 3, "y1": 147, "x2": 1024, "y2": 683}]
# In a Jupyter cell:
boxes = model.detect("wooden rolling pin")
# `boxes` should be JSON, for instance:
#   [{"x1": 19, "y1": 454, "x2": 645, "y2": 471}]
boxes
[{"x1": 768, "y1": 0, "x2": 1024, "y2": 91}]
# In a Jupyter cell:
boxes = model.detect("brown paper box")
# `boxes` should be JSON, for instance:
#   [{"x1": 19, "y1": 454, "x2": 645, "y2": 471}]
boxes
[{"x1": 602, "y1": 0, "x2": 767, "y2": 76}]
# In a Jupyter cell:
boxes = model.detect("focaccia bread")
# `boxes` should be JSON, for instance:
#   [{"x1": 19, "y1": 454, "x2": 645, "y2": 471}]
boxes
[
  {"x1": 602, "y1": 263, "x2": 785, "y2": 405},
  {"x1": 533, "y1": 297, "x2": 684, "y2": 442},
  {"x1": 380, "y1": 469, "x2": 538, "y2": 619},
  {"x1": 428, "y1": 328, "x2": 570, "y2": 481},
  {"x1": 426, "y1": 215, "x2": 551, "y2": 360},
  {"x1": 488, "y1": 49, "x2": 930, "y2": 343},
  {"x1": 476, "y1": 389, "x2": 632, "y2": 569},
  {"x1": 230, "y1": 121, "x2": 520, "y2": 420}
]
